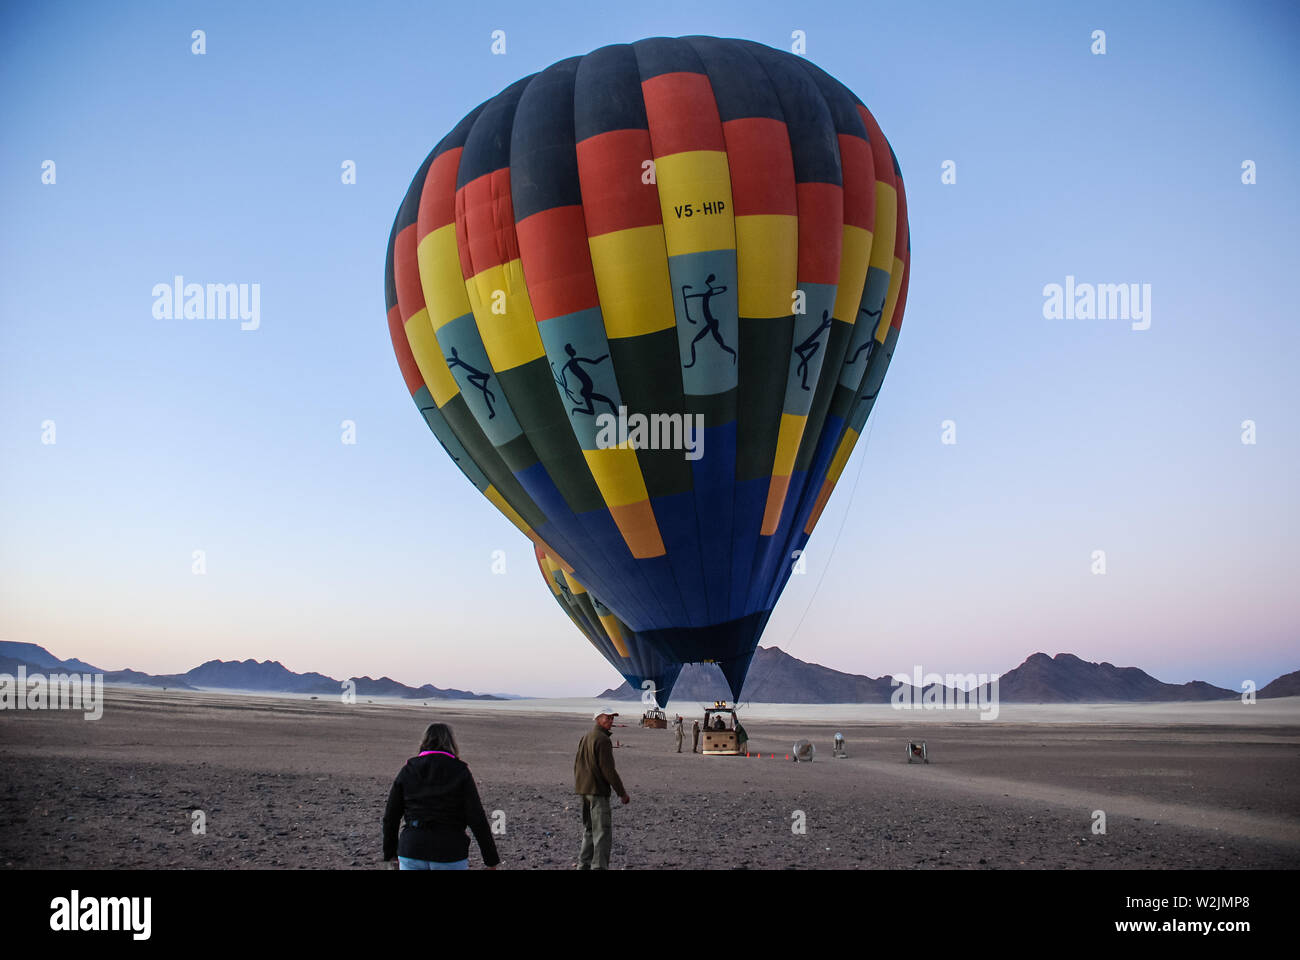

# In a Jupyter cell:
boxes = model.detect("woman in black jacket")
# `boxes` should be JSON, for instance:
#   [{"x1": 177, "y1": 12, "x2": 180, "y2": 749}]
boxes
[{"x1": 382, "y1": 722, "x2": 500, "y2": 870}]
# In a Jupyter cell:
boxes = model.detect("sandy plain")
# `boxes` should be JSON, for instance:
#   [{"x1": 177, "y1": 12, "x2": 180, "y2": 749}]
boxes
[{"x1": 1, "y1": 687, "x2": 1296, "y2": 869}]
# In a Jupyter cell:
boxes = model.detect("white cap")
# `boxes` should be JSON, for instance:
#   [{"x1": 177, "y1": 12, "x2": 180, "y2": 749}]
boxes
[{"x1": 594, "y1": 710, "x2": 619, "y2": 720}]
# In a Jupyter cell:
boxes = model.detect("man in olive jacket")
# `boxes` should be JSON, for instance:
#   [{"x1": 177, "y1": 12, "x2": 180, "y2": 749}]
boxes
[{"x1": 574, "y1": 711, "x2": 630, "y2": 869}]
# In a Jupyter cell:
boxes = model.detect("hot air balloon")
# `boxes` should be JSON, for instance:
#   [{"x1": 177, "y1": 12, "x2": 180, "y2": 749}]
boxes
[
  {"x1": 385, "y1": 37, "x2": 910, "y2": 701},
  {"x1": 535, "y1": 545, "x2": 682, "y2": 706}
]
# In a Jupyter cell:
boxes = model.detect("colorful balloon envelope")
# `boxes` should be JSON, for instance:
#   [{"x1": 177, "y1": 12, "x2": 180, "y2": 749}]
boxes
[
  {"x1": 385, "y1": 37, "x2": 910, "y2": 699},
  {"x1": 534, "y1": 545, "x2": 682, "y2": 706}
]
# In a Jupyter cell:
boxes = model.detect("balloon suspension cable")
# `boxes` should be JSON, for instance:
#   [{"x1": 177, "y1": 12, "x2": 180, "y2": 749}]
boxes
[{"x1": 740, "y1": 409, "x2": 879, "y2": 708}]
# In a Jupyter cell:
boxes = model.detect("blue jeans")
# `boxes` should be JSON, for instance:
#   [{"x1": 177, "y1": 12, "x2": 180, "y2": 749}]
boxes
[{"x1": 399, "y1": 856, "x2": 469, "y2": 870}]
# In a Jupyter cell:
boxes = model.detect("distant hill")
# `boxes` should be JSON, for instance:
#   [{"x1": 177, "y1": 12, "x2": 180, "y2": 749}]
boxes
[
  {"x1": 0, "y1": 650, "x2": 194, "y2": 690},
  {"x1": 1259, "y1": 669, "x2": 1300, "y2": 699},
  {"x1": 0, "y1": 643, "x2": 505, "y2": 700},
  {"x1": 971, "y1": 653, "x2": 1236, "y2": 703},
  {"x1": 0, "y1": 641, "x2": 75, "y2": 670},
  {"x1": 183, "y1": 658, "x2": 338, "y2": 694},
  {"x1": 599, "y1": 647, "x2": 1250, "y2": 704}
]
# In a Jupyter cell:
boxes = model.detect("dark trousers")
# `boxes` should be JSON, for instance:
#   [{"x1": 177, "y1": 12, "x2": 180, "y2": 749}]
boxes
[{"x1": 578, "y1": 794, "x2": 612, "y2": 869}]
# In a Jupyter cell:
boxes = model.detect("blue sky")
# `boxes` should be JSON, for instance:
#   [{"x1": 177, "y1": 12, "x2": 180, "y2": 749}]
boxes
[{"x1": 1, "y1": 0, "x2": 1297, "y2": 696}]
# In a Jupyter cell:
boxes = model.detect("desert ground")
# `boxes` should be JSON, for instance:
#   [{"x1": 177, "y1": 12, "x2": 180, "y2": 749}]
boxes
[{"x1": 1, "y1": 687, "x2": 1297, "y2": 869}]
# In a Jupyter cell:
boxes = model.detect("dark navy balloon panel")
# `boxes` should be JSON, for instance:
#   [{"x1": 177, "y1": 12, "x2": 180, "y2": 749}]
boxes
[{"x1": 387, "y1": 37, "x2": 909, "y2": 700}]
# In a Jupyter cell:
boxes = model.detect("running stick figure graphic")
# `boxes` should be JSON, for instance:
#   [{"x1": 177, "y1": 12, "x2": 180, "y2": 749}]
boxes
[
  {"x1": 445, "y1": 346, "x2": 497, "y2": 419},
  {"x1": 552, "y1": 343, "x2": 618, "y2": 417},
  {"x1": 793, "y1": 310, "x2": 833, "y2": 391},
  {"x1": 681, "y1": 273, "x2": 736, "y2": 368},
  {"x1": 846, "y1": 305, "x2": 882, "y2": 366},
  {"x1": 857, "y1": 344, "x2": 894, "y2": 405}
]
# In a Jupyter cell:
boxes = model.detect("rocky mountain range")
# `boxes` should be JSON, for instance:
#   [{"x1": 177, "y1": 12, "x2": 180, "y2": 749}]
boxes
[
  {"x1": 598, "y1": 646, "x2": 1288, "y2": 703},
  {"x1": 3, "y1": 640, "x2": 1292, "y2": 705},
  {"x1": 0, "y1": 641, "x2": 502, "y2": 700}
]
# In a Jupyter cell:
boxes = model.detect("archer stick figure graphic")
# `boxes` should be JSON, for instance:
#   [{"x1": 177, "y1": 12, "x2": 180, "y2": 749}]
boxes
[
  {"x1": 793, "y1": 310, "x2": 833, "y2": 391},
  {"x1": 552, "y1": 343, "x2": 618, "y2": 417},
  {"x1": 846, "y1": 305, "x2": 883, "y2": 365},
  {"x1": 680, "y1": 273, "x2": 736, "y2": 368},
  {"x1": 445, "y1": 346, "x2": 497, "y2": 419}
]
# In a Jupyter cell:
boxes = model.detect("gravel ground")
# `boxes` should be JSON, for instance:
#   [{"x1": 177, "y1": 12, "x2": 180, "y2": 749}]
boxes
[{"x1": 1, "y1": 688, "x2": 1296, "y2": 869}]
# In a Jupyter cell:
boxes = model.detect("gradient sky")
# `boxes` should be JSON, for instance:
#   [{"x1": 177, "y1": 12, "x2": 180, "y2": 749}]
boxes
[{"x1": 1, "y1": 0, "x2": 1296, "y2": 697}]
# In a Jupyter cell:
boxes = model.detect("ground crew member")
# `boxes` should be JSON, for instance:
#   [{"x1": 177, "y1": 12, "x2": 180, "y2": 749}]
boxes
[{"x1": 574, "y1": 711, "x2": 629, "y2": 870}]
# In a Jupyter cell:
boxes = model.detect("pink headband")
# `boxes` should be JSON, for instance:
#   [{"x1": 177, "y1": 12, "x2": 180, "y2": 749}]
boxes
[{"x1": 418, "y1": 750, "x2": 456, "y2": 759}]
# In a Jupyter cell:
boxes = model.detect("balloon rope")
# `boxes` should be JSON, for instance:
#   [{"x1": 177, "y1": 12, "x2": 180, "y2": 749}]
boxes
[{"x1": 740, "y1": 408, "x2": 879, "y2": 707}]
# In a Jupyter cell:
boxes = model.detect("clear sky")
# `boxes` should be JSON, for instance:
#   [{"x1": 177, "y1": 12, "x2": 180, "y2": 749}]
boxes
[{"x1": 1, "y1": 0, "x2": 1296, "y2": 696}]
